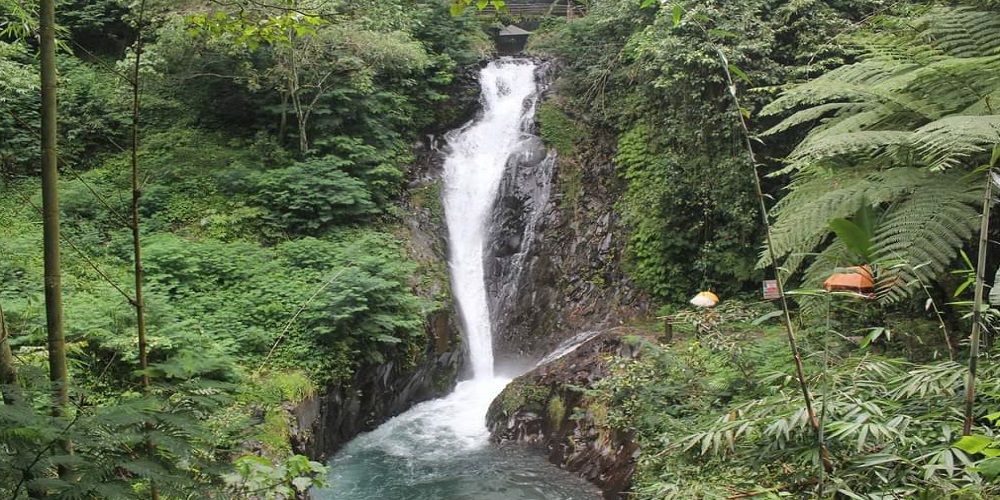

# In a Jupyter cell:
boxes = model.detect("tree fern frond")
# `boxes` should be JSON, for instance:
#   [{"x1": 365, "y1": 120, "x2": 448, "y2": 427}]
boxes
[
  {"x1": 918, "y1": 7, "x2": 1000, "y2": 58},
  {"x1": 762, "y1": 102, "x2": 873, "y2": 137},
  {"x1": 760, "y1": 71, "x2": 939, "y2": 121},
  {"x1": 871, "y1": 171, "x2": 981, "y2": 302},
  {"x1": 898, "y1": 55, "x2": 1000, "y2": 115},
  {"x1": 863, "y1": 38, "x2": 948, "y2": 69},
  {"x1": 762, "y1": 167, "x2": 970, "y2": 292},
  {"x1": 788, "y1": 130, "x2": 911, "y2": 170},
  {"x1": 762, "y1": 169, "x2": 874, "y2": 269},
  {"x1": 761, "y1": 7, "x2": 1000, "y2": 308},
  {"x1": 912, "y1": 115, "x2": 1000, "y2": 171},
  {"x1": 801, "y1": 108, "x2": 916, "y2": 144},
  {"x1": 961, "y1": 88, "x2": 1000, "y2": 115}
]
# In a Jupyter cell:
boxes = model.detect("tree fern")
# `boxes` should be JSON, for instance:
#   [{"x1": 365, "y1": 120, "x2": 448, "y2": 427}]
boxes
[
  {"x1": 759, "y1": 6, "x2": 1000, "y2": 303},
  {"x1": 921, "y1": 7, "x2": 1000, "y2": 57},
  {"x1": 913, "y1": 115, "x2": 1000, "y2": 171}
]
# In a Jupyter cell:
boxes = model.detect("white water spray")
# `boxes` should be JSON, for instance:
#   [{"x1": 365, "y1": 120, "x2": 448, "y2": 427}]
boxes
[
  {"x1": 443, "y1": 59, "x2": 541, "y2": 380},
  {"x1": 315, "y1": 59, "x2": 599, "y2": 500}
]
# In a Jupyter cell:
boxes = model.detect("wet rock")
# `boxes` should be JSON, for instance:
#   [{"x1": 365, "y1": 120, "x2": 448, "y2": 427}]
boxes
[
  {"x1": 486, "y1": 328, "x2": 650, "y2": 499},
  {"x1": 484, "y1": 111, "x2": 650, "y2": 373},
  {"x1": 290, "y1": 140, "x2": 466, "y2": 461}
]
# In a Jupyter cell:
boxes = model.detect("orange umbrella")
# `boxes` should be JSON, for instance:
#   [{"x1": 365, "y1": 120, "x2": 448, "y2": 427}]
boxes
[{"x1": 823, "y1": 266, "x2": 875, "y2": 293}]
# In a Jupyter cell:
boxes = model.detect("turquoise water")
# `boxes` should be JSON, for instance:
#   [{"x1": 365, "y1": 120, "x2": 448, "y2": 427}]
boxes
[{"x1": 312, "y1": 380, "x2": 601, "y2": 500}]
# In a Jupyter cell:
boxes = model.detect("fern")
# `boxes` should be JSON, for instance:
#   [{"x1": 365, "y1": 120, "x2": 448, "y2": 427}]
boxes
[
  {"x1": 913, "y1": 115, "x2": 1000, "y2": 171},
  {"x1": 872, "y1": 172, "x2": 981, "y2": 302},
  {"x1": 759, "y1": 6, "x2": 1000, "y2": 304},
  {"x1": 920, "y1": 7, "x2": 1000, "y2": 57}
]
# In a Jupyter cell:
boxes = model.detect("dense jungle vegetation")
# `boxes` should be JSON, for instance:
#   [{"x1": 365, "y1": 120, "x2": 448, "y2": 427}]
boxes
[
  {"x1": 525, "y1": 0, "x2": 1000, "y2": 497},
  {"x1": 3, "y1": 0, "x2": 1000, "y2": 498},
  {"x1": 1, "y1": 0, "x2": 486, "y2": 496}
]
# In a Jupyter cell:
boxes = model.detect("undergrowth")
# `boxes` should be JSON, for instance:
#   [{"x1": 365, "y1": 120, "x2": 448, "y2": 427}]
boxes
[{"x1": 596, "y1": 302, "x2": 1000, "y2": 499}]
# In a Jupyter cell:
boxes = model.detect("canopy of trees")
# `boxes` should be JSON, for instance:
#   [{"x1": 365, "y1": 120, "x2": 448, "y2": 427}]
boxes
[
  {"x1": 1, "y1": 0, "x2": 485, "y2": 496},
  {"x1": 4, "y1": 0, "x2": 1000, "y2": 497}
]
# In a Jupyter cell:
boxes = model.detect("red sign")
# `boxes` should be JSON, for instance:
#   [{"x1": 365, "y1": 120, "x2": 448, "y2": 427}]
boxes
[{"x1": 762, "y1": 280, "x2": 780, "y2": 300}]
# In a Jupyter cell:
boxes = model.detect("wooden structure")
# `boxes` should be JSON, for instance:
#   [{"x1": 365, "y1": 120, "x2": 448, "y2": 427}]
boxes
[{"x1": 496, "y1": 24, "x2": 532, "y2": 54}]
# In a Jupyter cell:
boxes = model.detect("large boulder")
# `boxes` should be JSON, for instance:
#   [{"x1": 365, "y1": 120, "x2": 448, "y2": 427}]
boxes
[{"x1": 486, "y1": 328, "x2": 649, "y2": 499}]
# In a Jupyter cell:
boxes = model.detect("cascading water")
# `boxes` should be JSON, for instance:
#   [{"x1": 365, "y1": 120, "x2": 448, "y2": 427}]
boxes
[
  {"x1": 311, "y1": 59, "x2": 600, "y2": 499},
  {"x1": 443, "y1": 58, "x2": 539, "y2": 379}
]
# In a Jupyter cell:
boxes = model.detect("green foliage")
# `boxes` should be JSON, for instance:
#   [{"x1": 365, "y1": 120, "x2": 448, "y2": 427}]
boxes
[
  {"x1": 0, "y1": 41, "x2": 38, "y2": 176},
  {"x1": 0, "y1": 0, "x2": 480, "y2": 495},
  {"x1": 616, "y1": 120, "x2": 760, "y2": 301},
  {"x1": 531, "y1": 0, "x2": 883, "y2": 303},
  {"x1": 537, "y1": 101, "x2": 585, "y2": 157},
  {"x1": 761, "y1": 6, "x2": 1000, "y2": 305},
  {"x1": 496, "y1": 379, "x2": 550, "y2": 415},
  {"x1": 225, "y1": 454, "x2": 329, "y2": 500},
  {"x1": 56, "y1": 0, "x2": 133, "y2": 57},
  {"x1": 671, "y1": 357, "x2": 1000, "y2": 498},
  {"x1": 250, "y1": 155, "x2": 379, "y2": 236},
  {"x1": 592, "y1": 317, "x2": 1000, "y2": 499},
  {"x1": 0, "y1": 357, "x2": 235, "y2": 499}
]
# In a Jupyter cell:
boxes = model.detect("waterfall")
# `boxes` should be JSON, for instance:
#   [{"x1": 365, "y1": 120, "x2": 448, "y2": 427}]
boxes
[
  {"x1": 313, "y1": 59, "x2": 599, "y2": 500},
  {"x1": 443, "y1": 59, "x2": 541, "y2": 379}
]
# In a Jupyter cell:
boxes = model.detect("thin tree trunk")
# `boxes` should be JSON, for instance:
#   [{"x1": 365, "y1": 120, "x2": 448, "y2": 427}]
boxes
[
  {"x1": 285, "y1": 45, "x2": 309, "y2": 154},
  {"x1": 40, "y1": 0, "x2": 69, "y2": 423},
  {"x1": 717, "y1": 49, "x2": 831, "y2": 474},
  {"x1": 129, "y1": 4, "x2": 158, "y2": 499},
  {"x1": 279, "y1": 89, "x2": 289, "y2": 143},
  {"x1": 41, "y1": 0, "x2": 71, "y2": 487},
  {"x1": 0, "y1": 299, "x2": 20, "y2": 405},
  {"x1": 131, "y1": 1, "x2": 149, "y2": 393},
  {"x1": 963, "y1": 166, "x2": 994, "y2": 435}
]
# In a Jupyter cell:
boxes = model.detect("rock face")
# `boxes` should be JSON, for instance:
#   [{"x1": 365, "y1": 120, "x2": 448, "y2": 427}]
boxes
[
  {"x1": 486, "y1": 329, "x2": 648, "y2": 499},
  {"x1": 290, "y1": 141, "x2": 467, "y2": 460},
  {"x1": 485, "y1": 132, "x2": 556, "y2": 373},
  {"x1": 290, "y1": 329, "x2": 463, "y2": 459},
  {"x1": 482, "y1": 66, "x2": 651, "y2": 495},
  {"x1": 485, "y1": 106, "x2": 649, "y2": 374}
]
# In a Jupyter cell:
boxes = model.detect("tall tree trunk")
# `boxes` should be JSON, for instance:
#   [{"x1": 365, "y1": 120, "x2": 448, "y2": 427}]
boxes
[
  {"x1": 0, "y1": 299, "x2": 19, "y2": 405},
  {"x1": 963, "y1": 165, "x2": 995, "y2": 435},
  {"x1": 129, "y1": 4, "x2": 158, "y2": 498},
  {"x1": 131, "y1": 2, "x2": 149, "y2": 393},
  {"x1": 40, "y1": 0, "x2": 71, "y2": 488},
  {"x1": 40, "y1": 0, "x2": 68, "y2": 420}
]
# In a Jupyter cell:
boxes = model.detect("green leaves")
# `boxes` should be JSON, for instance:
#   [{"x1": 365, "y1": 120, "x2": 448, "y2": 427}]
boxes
[
  {"x1": 251, "y1": 155, "x2": 379, "y2": 236},
  {"x1": 186, "y1": 9, "x2": 327, "y2": 49},
  {"x1": 828, "y1": 204, "x2": 876, "y2": 262},
  {"x1": 954, "y1": 433, "x2": 1000, "y2": 481},
  {"x1": 448, "y1": 0, "x2": 507, "y2": 16},
  {"x1": 225, "y1": 454, "x2": 329, "y2": 498},
  {"x1": 954, "y1": 435, "x2": 997, "y2": 456},
  {"x1": 761, "y1": 6, "x2": 1000, "y2": 304}
]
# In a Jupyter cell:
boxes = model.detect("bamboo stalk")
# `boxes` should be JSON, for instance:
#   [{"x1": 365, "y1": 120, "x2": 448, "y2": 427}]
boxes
[
  {"x1": 717, "y1": 49, "x2": 832, "y2": 473},
  {"x1": 963, "y1": 166, "x2": 995, "y2": 435}
]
